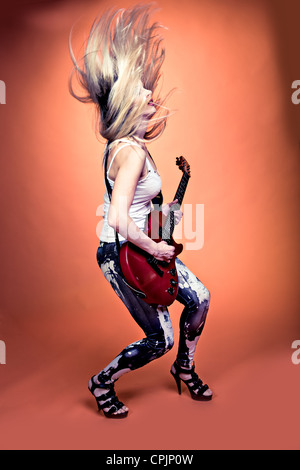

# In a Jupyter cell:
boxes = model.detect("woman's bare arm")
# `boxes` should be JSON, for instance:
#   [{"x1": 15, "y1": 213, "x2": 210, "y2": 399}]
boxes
[{"x1": 107, "y1": 145, "x2": 175, "y2": 261}]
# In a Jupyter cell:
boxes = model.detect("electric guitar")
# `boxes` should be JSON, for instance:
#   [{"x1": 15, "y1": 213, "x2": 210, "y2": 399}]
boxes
[{"x1": 119, "y1": 156, "x2": 191, "y2": 306}]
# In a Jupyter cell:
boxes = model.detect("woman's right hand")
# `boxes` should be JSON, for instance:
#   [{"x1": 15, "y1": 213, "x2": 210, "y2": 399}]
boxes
[{"x1": 152, "y1": 240, "x2": 175, "y2": 262}]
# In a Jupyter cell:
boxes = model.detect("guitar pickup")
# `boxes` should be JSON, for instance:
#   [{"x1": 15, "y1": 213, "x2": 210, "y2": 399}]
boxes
[
  {"x1": 146, "y1": 256, "x2": 164, "y2": 277},
  {"x1": 159, "y1": 261, "x2": 169, "y2": 267}
]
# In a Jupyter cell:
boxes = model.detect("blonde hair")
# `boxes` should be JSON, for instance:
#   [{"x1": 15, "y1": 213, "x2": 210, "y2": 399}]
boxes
[{"x1": 69, "y1": 4, "x2": 171, "y2": 143}]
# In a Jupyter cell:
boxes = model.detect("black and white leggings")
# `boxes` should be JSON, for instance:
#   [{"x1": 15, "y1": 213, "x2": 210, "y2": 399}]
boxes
[{"x1": 96, "y1": 241, "x2": 210, "y2": 385}]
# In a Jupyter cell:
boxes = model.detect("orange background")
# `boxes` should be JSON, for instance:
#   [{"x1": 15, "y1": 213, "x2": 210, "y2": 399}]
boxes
[{"x1": 0, "y1": 0, "x2": 299, "y2": 450}]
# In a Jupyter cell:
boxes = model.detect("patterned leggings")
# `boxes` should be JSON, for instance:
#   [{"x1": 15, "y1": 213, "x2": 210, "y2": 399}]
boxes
[{"x1": 96, "y1": 241, "x2": 210, "y2": 384}]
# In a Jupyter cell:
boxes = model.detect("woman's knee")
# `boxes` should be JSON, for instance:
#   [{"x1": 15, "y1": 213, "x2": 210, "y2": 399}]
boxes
[
  {"x1": 146, "y1": 330, "x2": 174, "y2": 357},
  {"x1": 120, "y1": 332, "x2": 174, "y2": 370},
  {"x1": 197, "y1": 285, "x2": 210, "y2": 307},
  {"x1": 185, "y1": 286, "x2": 210, "y2": 315}
]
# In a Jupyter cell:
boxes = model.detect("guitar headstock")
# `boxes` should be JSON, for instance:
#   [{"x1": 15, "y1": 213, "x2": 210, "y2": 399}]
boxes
[{"x1": 176, "y1": 156, "x2": 191, "y2": 177}]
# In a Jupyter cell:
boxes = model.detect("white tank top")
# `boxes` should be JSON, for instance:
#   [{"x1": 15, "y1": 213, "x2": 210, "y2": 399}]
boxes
[{"x1": 99, "y1": 139, "x2": 162, "y2": 242}]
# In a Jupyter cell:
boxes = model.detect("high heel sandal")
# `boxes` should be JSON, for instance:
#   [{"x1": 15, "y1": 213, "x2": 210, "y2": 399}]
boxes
[
  {"x1": 88, "y1": 375, "x2": 128, "y2": 419},
  {"x1": 170, "y1": 361, "x2": 212, "y2": 401}
]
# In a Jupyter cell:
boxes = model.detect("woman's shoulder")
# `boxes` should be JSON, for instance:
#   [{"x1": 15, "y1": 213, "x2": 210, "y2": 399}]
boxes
[
  {"x1": 106, "y1": 138, "x2": 147, "y2": 181},
  {"x1": 108, "y1": 137, "x2": 143, "y2": 151},
  {"x1": 108, "y1": 138, "x2": 146, "y2": 163}
]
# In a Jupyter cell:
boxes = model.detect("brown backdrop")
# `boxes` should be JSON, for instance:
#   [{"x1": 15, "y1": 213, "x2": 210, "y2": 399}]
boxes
[{"x1": 0, "y1": 0, "x2": 299, "y2": 449}]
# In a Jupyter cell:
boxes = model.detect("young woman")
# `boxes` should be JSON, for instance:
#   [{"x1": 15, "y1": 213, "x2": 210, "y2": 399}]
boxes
[{"x1": 69, "y1": 5, "x2": 212, "y2": 419}]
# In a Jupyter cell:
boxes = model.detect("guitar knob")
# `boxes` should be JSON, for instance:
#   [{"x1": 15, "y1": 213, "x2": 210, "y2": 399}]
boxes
[
  {"x1": 169, "y1": 268, "x2": 176, "y2": 276},
  {"x1": 170, "y1": 279, "x2": 177, "y2": 286},
  {"x1": 168, "y1": 287, "x2": 175, "y2": 295}
]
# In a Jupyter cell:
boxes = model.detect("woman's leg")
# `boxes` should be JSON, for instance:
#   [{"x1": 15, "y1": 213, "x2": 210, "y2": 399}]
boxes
[
  {"x1": 172, "y1": 257, "x2": 212, "y2": 397},
  {"x1": 91, "y1": 241, "x2": 174, "y2": 414},
  {"x1": 175, "y1": 257, "x2": 210, "y2": 367}
]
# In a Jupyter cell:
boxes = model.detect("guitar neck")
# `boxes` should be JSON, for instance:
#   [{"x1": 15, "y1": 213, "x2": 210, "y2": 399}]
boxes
[
  {"x1": 161, "y1": 171, "x2": 190, "y2": 241},
  {"x1": 173, "y1": 172, "x2": 190, "y2": 206}
]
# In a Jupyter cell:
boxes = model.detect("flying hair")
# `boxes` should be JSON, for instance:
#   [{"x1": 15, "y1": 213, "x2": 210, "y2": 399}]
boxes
[{"x1": 69, "y1": 4, "x2": 172, "y2": 144}]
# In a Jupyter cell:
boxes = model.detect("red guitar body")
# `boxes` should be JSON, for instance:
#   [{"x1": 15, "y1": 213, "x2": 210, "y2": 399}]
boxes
[{"x1": 119, "y1": 209, "x2": 183, "y2": 306}]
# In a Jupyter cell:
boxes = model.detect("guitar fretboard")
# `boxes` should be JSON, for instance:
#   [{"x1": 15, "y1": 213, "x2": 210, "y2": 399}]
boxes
[{"x1": 161, "y1": 171, "x2": 190, "y2": 241}]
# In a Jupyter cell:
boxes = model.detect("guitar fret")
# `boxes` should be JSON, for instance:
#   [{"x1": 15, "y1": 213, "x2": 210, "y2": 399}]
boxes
[
  {"x1": 161, "y1": 163, "x2": 191, "y2": 240},
  {"x1": 175, "y1": 173, "x2": 189, "y2": 205}
]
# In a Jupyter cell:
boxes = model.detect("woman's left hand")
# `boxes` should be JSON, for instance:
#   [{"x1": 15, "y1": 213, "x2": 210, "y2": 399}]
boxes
[{"x1": 161, "y1": 199, "x2": 183, "y2": 225}]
